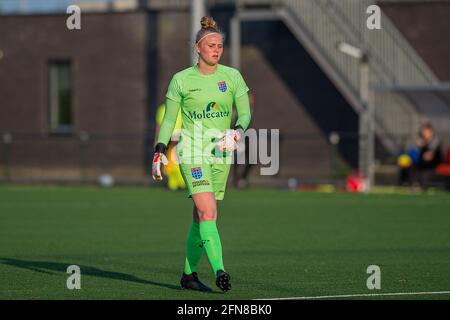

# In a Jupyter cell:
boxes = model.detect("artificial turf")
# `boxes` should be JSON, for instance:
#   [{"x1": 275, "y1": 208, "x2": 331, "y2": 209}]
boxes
[{"x1": 0, "y1": 185, "x2": 449, "y2": 300}]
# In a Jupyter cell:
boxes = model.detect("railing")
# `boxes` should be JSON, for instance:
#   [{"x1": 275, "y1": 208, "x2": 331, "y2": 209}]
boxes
[
  {"x1": 276, "y1": 0, "x2": 438, "y2": 148},
  {"x1": 2, "y1": 0, "x2": 441, "y2": 152},
  {"x1": 327, "y1": 0, "x2": 437, "y2": 84}
]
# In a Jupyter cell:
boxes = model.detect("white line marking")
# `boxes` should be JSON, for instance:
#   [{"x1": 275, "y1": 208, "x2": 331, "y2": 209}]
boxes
[{"x1": 255, "y1": 291, "x2": 450, "y2": 300}]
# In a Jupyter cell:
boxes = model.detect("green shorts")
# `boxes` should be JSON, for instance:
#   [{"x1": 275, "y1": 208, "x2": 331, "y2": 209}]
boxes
[{"x1": 179, "y1": 161, "x2": 231, "y2": 201}]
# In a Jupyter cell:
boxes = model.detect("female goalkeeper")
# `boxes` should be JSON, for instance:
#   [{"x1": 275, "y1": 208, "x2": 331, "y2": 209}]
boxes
[{"x1": 152, "y1": 16, "x2": 251, "y2": 292}]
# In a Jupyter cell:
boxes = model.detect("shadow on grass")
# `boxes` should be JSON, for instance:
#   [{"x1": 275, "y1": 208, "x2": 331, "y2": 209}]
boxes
[{"x1": 0, "y1": 257, "x2": 210, "y2": 293}]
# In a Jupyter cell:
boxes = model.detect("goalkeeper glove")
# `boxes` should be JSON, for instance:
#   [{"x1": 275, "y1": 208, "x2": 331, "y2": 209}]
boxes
[
  {"x1": 152, "y1": 143, "x2": 168, "y2": 181},
  {"x1": 216, "y1": 127, "x2": 242, "y2": 152}
]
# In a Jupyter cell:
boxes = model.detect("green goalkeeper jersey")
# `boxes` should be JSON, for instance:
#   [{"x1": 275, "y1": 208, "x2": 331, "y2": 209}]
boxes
[{"x1": 157, "y1": 64, "x2": 251, "y2": 161}]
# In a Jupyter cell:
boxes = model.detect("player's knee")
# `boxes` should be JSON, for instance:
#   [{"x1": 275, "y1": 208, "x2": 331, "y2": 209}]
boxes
[{"x1": 196, "y1": 207, "x2": 217, "y2": 221}]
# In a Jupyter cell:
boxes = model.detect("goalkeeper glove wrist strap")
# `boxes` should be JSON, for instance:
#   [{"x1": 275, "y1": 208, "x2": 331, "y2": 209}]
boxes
[{"x1": 154, "y1": 143, "x2": 167, "y2": 154}]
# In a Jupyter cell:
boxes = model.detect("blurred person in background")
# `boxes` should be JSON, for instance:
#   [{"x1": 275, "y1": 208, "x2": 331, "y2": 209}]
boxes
[
  {"x1": 398, "y1": 122, "x2": 442, "y2": 189},
  {"x1": 151, "y1": 17, "x2": 251, "y2": 292},
  {"x1": 153, "y1": 102, "x2": 186, "y2": 191},
  {"x1": 232, "y1": 91, "x2": 255, "y2": 189}
]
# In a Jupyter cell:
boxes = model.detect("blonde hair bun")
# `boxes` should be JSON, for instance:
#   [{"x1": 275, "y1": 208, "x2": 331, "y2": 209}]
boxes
[{"x1": 200, "y1": 16, "x2": 218, "y2": 30}]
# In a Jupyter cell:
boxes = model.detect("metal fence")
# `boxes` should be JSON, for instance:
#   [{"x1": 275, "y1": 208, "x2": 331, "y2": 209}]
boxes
[{"x1": 0, "y1": 131, "x2": 410, "y2": 186}]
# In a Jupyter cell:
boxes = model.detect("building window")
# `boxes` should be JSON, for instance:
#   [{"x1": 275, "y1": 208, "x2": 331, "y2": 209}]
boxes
[{"x1": 49, "y1": 61, "x2": 73, "y2": 133}]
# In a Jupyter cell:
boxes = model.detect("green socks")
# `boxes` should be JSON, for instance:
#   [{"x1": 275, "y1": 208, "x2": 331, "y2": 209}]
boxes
[
  {"x1": 183, "y1": 220, "x2": 225, "y2": 276},
  {"x1": 184, "y1": 222, "x2": 203, "y2": 274},
  {"x1": 199, "y1": 221, "x2": 225, "y2": 275}
]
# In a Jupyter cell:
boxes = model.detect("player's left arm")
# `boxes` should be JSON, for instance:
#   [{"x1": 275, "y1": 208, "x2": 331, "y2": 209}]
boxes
[
  {"x1": 233, "y1": 69, "x2": 251, "y2": 131},
  {"x1": 234, "y1": 92, "x2": 251, "y2": 131},
  {"x1": 215, "y1": 70, "x2": 251, "y2": 152}
]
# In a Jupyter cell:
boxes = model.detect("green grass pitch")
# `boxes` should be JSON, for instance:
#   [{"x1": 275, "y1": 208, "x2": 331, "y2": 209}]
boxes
[{"x1": 0, "y1": 185, "x2": 449, "y2": 300}]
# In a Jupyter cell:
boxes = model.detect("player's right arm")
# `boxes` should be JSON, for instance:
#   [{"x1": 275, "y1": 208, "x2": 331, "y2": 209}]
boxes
[
  {"x1": 157, "y1": 74, "x2": 183, "y2": 147},
  {"x1": 156, "y1": 98, "x2": 181, "y2": 148},
  {"x1": 152, "y1": 76, "x2": 182, "y2": 181}
]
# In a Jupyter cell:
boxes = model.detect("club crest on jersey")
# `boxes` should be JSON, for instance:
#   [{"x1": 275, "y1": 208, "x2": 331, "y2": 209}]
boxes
[
  {"x1": 217, "y1": 81, "x2": 227, "y2": 92},
  {"x1": 191, "y1": 167, "x2": 203, "y2": 180}
]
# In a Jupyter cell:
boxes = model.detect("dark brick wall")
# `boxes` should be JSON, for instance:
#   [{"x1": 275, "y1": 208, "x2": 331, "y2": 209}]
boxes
[
  {"x1": 0, "y1": 8, "x2": 357, "y2": 181},
  {"x1": 380, "y1": 1, "x2": 450, "y2": 81},
  {"x1": 0, "y1": 12, "x2": 149, "y2": 173}
]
